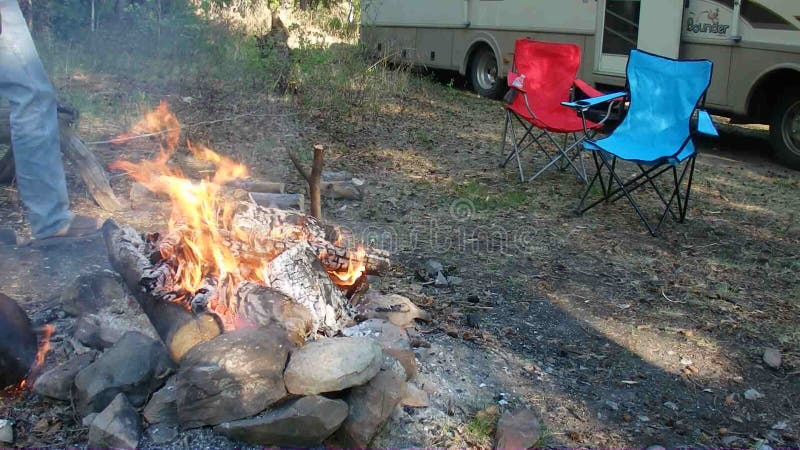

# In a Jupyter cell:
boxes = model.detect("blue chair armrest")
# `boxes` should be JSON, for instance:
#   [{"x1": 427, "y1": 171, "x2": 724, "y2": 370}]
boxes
[
  {"x1": 697, "y1": 109, "x2": 718, "y2": 137},
  {"x1": 562, "y1": 91, "x2": 627, "y2": 110}
]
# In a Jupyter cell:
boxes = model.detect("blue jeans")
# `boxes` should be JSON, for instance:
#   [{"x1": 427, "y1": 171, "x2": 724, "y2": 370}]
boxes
[{"x1": 1, "y1": 0, "x2": 72, "y2": 238}]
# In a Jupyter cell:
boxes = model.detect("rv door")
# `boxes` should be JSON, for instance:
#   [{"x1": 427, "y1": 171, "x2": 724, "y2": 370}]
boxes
[{"x1": 596, "y1": 0, "x2": 685, "y2": 76}]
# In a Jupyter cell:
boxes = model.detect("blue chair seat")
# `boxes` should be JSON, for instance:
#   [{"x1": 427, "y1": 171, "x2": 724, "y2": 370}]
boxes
[{"x1": 584, "y1": 135, "x2": 695, "y2": 165}]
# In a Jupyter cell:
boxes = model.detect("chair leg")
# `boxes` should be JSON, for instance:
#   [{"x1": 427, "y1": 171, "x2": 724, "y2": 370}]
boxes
[
  {"x1": 597, "y1": 152, "x2": 659, "y2": 236},
  {"x1": 680, "y1": 156, "x2": 696, "y2": 223},
  {"x1": 499, "y1": 112, "x2": 510, "y2": 165}
]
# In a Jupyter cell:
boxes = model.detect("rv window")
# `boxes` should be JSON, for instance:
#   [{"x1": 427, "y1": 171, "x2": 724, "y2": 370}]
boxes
[{"x1": 602, "y1": 0, "x2": 642, "y2": 56}]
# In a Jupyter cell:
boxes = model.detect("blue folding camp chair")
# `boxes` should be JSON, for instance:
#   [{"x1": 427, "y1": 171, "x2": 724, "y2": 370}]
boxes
[{"x1": 562, "y1": 49, "x2": 718, "y2": 236}]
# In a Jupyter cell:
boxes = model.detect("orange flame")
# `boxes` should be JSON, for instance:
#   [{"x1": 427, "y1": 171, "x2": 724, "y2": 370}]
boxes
[
  {"x1": 111, "y1": 100, "x2": 181, "y2": 148},
  {"x1": 330, "y1": 246, "x2": 367, "y2": 286},
  {"x1": 16, "y1": 324, "x2": 55, "y2": 391},
  {"x1": 111, "y1": 101, "x2": 369, "y2": 322}
]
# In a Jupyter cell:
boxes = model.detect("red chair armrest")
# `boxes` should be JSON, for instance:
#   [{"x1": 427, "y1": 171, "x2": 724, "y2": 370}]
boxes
[{"x1": 507, "y1": 72, "x2": 527, "y2": 92}]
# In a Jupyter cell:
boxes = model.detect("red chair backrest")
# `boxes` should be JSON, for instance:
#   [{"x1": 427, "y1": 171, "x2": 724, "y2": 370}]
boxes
[{"x1": 511, "y1": 39, "x2": 582, "y2": 111}]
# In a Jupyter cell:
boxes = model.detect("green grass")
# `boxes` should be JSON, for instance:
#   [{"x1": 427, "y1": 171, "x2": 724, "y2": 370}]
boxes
[{"x1": 454, "y1": 180, "x2": 530, "y2": 211}]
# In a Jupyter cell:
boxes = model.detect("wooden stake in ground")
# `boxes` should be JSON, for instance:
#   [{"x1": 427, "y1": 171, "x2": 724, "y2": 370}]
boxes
[{"x1": 286, "y1": 144, "x2": 324, "y2": 220}]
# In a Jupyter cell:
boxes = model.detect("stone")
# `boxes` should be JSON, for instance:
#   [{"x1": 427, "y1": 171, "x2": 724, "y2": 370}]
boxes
[
  {"x1": 0, "y1": 419, "x2": 12, "y2": 444},
  {"x1": 87, "y1": 393, "x2": 142, "y2": 449},
  {"x1": 434, "y1": 271, "x2": 449, "y2": 287},
  {"x1": 763, "y1": 348, "x2": 782, "y2": 370},
  {"x1": 495, "y1": 409, "x2": 541, "y2": 450},
  {"x1": 423, "y1": 259, "x2": 444, "y2": 278},
  {"x1": 284, "y1": 336, "x2": 382, "y2": 395},
  {"x1": 466, "y1": 313, "x2": 482, "y2": 328},
  {"x1": 355, "y1": 292, "x2": 431, "y2": 328},
  {"x1": 74, "y1": 331, "x2": 173, "y2": 415},
  {"x1": 33, "y1": 352, "x2": 96, "y2": 400},
  {"x1": 146, "y1": 423, "x2": 179, "y2": 445},
  {"x1": 82, "y1": 413, "x2": 97, "y2": 427},
  {"x1": 744, "y1": 388, "x2": 765, "y2": 400},
  {"x1": 401, "y1": 383, "x2": 429, "y2": 408},
  {"x1": 143, "y1": 376, "x2": 178, "y2": 425},
  {"x1": 175, "y1": 326, "x2": 290, "y2": 428},
  {"x1": 73, "y1": 309, "x2": 157, "y2": 350},
  {"x1": 447, "y1": 276, "x2": 464, "y2": 286},
  {"x1": 215, "y1": 395, "x2": 348, "y2": 447},
  {"x1": 0, "y1": 293, "x2": 36, "y2": 388},
  {"x1": 60, "y1": 270, "x2": 126, "y2": 316},
  {"x1": 234, "y1": 283, "x2": 313, "y2": 346},
  {"x1": 335, "y1": 355, "x2": 407, "y2": 447},
  {"x1": 342, "y1": 319, "x2": 417, "y2": 380}
]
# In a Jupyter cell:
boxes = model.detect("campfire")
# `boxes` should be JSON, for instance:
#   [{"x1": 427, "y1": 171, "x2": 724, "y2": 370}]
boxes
[
  {"x1": 107, "y1": 102, "x2": 389, "y2": 346},
  {"x1": 2, "y1": 102, "x2": 426, "y2": 449}
]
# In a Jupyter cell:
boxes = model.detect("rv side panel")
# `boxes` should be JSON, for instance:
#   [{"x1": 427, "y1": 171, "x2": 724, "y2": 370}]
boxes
[{"x1": 680, "y1": 43, "x2": 733, "y2": 108}]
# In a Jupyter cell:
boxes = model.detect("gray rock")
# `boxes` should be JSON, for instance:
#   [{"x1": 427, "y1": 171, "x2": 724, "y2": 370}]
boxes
[
  {"x1": 215, "y1": 395, "x2": 348, "y2": 447},
  {"x1": 496, "y1": 409, "x2": 541, "y2": 450},
  {"x1": 423, "y1": 259, "x2": 444, "y2": 278},
  {"x1": 763, "y1": 348, "x2": 782, "y2": 369},
  {"x1": 335, "y1": 355, "x2": 407, "y2": 447},
  {"x1": 33, "y1": 352, "x2": 96, "y2": 400},
  {"x1": 434, "y1": 271, "x2": 449, "y2": 287},
  {"x1": 176, "y1": 326, "x2": 290, "y2": 428},
  {"x1": 234, "y1": 283, "x2": 313, "y2": 347},
  {"x1": 447, "y1": 276, "x2": 464, "y2": 286},
  {"x1": 87, "y1": 393, "x2": 142, "y2": 449},
  {"x1": 143, "y1": 376, "x2": 178, "y2": 425},
  {"x1": 74, "y1": 309, "x2": 157, "y2": 351},
  {"x1": 60, "y1": 270, "x2": 126, "y2": 316},
  {"x1": 284, "y1": 337, "x2": 382, "y2": 395},
  {"x1": 0, "y1": 419, "x2": 12, "y2": 444},
  {"x1": 82, "y1": 413, "x2": 97, "y2": 428},
  {"x1": 146, "y1": 423, "x2": 179, "y2": 445},
  {"x1": 75, "y1": 331, "x2": 173, "y2": 415},
  {"x1": 73, "y1": 315, "x2": 113, "y2": 350},
  {"x1": 744, "y1": 388, "x2": 765, "y2": 400},
  {"x1": 343, "y1": 319, "x2": 416, "y2": 380}
]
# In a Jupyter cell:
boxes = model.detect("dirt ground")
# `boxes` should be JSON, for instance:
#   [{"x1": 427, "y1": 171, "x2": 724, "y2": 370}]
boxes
[{"x1": 2, "y1": 27, "x2": 799, "y2": 448}]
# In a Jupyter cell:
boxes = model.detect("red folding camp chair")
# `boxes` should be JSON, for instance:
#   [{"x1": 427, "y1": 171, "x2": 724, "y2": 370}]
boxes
[{"x1": 500, "y1": 39, "x2": 618, "y2": 182}]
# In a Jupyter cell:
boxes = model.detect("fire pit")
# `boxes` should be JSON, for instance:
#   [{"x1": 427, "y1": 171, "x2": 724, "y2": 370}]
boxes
[{"x1": 45, "y1": 102, "x2": 417, "y2": 448}]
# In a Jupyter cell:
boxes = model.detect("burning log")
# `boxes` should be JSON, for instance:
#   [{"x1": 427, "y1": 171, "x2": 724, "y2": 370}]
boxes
[
  {"x1": 228, "y1": 202, "x2": 391, "y2": 276},
  {"x1": 102, "y1": 220, "x2": 222, "y2": 362},
  {"x1": 248, "y1": 192, "x2": 305, "y2": 211},
  {"x1": 266, "y1": 242, "x2": 354, "y2": 336}
]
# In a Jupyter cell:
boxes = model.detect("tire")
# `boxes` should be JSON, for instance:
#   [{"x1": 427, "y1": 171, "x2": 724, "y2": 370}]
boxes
[
  {"x1": 469, "y1": 47, "x2": 503, "y2": 99},
  {"x1": 769, "y1": 88, "x2": 800, "y2": 170}
]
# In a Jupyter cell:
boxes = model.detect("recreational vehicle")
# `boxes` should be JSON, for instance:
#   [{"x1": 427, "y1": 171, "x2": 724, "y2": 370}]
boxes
[{"x1": 360, "y1": 0, "x2": 800, "y2": 169}]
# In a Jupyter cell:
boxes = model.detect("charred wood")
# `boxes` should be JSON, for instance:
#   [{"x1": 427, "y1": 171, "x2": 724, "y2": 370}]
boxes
[{"x1": 102, "y1": 220, "x2": 222, "y2": 362}]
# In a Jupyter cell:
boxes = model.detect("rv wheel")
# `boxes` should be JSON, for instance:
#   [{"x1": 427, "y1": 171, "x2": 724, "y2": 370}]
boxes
[
  {"x1": 469, "y1": 47, "x2": 502, "y2": 99},
  {"x1": 770, "y1": 88, "x2": 800, "y2": 170}
]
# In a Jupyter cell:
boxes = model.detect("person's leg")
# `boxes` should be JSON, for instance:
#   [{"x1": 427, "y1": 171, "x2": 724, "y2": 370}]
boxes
[{"x1": 0, "y1": 0, "x2": 72, "y2": 238}]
